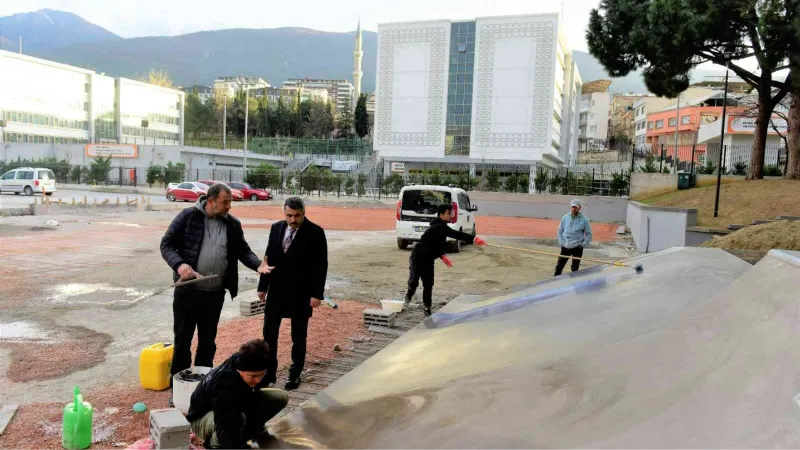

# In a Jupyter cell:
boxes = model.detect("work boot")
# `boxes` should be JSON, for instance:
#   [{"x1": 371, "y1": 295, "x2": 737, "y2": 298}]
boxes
[
  {"x1": 424, "y1": 308, "x2": 432, "y2": 317},
  {"x1": 284, "y1": 377, "x2": 301, "y2": 390}
]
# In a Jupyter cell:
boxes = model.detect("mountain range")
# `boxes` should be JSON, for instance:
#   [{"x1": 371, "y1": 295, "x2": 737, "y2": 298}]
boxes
[{"x1": 0, "y1": 9, "x2": 716, "y2": 95}]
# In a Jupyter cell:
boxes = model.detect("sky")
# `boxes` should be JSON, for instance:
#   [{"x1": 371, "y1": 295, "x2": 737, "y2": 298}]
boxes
[{"x1": 1, "y1": 0, "x2": 597, "y2": 51}]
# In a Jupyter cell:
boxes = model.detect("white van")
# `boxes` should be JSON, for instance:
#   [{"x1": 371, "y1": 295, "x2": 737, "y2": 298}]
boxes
[
  {"x1": 395, "y1": 184, "x2": 478, "y2": 252},
  {"x1": 0, "y1": 167, "x2": 57, "y2": 196}
]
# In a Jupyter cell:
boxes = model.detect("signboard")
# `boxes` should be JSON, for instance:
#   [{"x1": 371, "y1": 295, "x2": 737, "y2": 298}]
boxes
[
  {"x1": 727, "y1": 116, "x2": 788, "y2": 135},
  {"x1": 85, "y1": 144, "x2": 138, "y2": 158},
  {"x1": 391, "y1": 162, "x2": 405, "y2": 173},
  {"x1": 331, "y1": 160, "x2": 359, "y2": 172}
]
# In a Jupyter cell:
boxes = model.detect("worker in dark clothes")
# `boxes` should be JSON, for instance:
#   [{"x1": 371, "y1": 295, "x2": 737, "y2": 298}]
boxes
[
  {"x1": 257, "y1": 197, "x2": 328, "y2": 391},
  {"x1": 160, "y1": 183, "x2": 272, "y2": 406},
  {"x1": 554, "y1": 199, "x2": 593, "y2": 276},
  {"x1": 404, "y1": 204, "x2": 487, "y2": 317},
  {"x1": 188, "y1": 339, "x2": 289, "y2": 449}
]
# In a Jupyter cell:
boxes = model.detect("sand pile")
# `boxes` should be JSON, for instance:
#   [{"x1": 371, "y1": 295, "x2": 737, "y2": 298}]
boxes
[{"x1": 702, "y1": 220, "x2": 800, "y2": 251}]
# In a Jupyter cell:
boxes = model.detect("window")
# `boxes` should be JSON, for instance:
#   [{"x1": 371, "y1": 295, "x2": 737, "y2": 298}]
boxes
[
  {"x1": 668, "y1": 118, "x2": 677, "y2": 126},
  {"x1": 37, "y1": 170, "x2": 55, "y2": 180},
  {"x1": 17, "y1": 171, "x2": 34, "y2": 180},
  {"x1": 1, "y1": 171, "x2": 16, "y2": 180},
  {"x1": 177, "y1": 183, "x2": 193, "y2": 189},
  {"x1": 681, "y1": 115, "x2": 691, "y2": 124},
  {"x1": 655, "y1": 120, "x2": 664, "y2": 128},
  {"x1": 458, "y1": 43, "x2": 467, "y2": 53}
]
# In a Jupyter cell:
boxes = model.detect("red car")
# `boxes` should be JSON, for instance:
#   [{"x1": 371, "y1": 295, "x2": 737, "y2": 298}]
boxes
[
  {"x1": 166, "y1": 182, "x2": 208, "y2": 202},
  {"x1": 226, "y1": 182, "x2": 272, "y2": 201},
  {"x1": 197, "y1": 180, "x2": 245, "y2": 201}
]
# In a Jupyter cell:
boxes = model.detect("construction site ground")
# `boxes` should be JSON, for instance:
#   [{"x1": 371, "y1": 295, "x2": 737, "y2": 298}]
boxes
[
  {"x1": 642, "y1": 179, "x2": 800, "y2": 228},
  {"x1": 0, "y1": 205, "x2": 629, "y2": 449}
]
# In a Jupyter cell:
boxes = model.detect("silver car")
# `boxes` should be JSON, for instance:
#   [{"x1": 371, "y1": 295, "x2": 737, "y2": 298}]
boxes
[{"x1": 0, "y1": 167, "x2": 57, "y2": 196}]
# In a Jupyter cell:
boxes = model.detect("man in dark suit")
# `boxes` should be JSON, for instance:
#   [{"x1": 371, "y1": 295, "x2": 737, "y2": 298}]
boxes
[{"x1": 257, "y1": 196, "x2": 328, "y2": 390}]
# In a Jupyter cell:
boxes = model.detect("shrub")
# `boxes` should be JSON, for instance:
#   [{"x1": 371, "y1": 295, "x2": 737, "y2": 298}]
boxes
[
  {"x1": 730, "y1": 161, "x2": 747, "y2": 176},
  {"x1": 534, "y1": 169, "x2": 549, "y2": 193},
  {"x1": 245, "y1": 163, "x2": 281, "y2": 188},
  {"x1": 697, "y1": 161, "x2": 716, "y2": 175},
  {"x1": 344, "y1": 176, "x2": 355, "y2": 196},
  {"x1": 146, "y1": 165, "x2": 165, "y2": 186},
  {"x1": 609, "y1": 171, "x2": 629, "y2": 197},
  {"x1": 763, "y1": 164, "x2": 782, "y2": 176},
  {"x1": 485, "y1": 169, "x2": 501, "y2": 191},
  {"x1": 639, "y1": 154, "x2": 659, "y2": 173}
]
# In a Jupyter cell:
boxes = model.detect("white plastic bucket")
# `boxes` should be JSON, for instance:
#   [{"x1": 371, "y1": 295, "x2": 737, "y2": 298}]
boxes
[
  {"x1": 172, "y1": 366, "x2": 211, "y2": 415},
  {"x1": 381, "y1": 300, "x2": 404, "y2": 313}
]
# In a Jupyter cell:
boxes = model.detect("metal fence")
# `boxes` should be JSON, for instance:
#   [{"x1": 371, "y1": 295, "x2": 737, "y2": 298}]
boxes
[{"x1": 577, "y1": 143, "x2": 788, "y2": 176}]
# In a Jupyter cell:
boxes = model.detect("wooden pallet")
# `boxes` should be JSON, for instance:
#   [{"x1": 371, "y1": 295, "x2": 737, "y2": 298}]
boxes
[{"x1": 363, "y1": 308, "x2": 396, "y2": 328}]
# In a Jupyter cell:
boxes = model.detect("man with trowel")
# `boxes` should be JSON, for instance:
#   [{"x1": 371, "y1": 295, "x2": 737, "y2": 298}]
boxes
[
  {"x1": 404, "y1": 204, "x2": 487, "y2": 317},
  {"x1": 554, "y1": 199, "x2": 593, "y2": 276},
  {"x1": 161, "y1": 183, "x2": 272, "y2": 406}
]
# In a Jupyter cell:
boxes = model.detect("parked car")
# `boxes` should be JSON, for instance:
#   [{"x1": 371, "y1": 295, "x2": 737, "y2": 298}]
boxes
[
  {"x1": 395, "y1": 185, "x2": 478, "y2": 252},
  {"x1": 0, "y1": 167, "x2": 57, "y2": 196},
  {"x1": 166, "y1": 182, "x2": 209, "y2": 202},
  {"x1": 226, "y1": 182, "x2": 272, "y2": 201},
  {"x1": 197, "y1": 179, "x2": 245, "y2": 201}
]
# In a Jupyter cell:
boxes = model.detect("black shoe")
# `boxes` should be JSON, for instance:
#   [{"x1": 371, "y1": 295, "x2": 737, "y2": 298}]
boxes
[
  {"x1": 284, "y1": 377, "x2": 301, "y2": 390},
  {"x1": 424, "y1": 308, "x2": 432, "y2": 317},
  {"x1": 168, "y1": 396, "x2": 174, "y2": 408}
]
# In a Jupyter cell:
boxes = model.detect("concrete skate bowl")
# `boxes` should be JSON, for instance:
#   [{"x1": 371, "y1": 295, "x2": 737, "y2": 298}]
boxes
[{"x1": 267, "y1": 248, "x2": 800, "y2": 448}]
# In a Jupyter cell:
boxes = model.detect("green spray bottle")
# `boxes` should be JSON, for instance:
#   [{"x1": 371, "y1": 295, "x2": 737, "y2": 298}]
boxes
[{"x1": 62, "y1": 386, "x2": 93, "y2": 449}]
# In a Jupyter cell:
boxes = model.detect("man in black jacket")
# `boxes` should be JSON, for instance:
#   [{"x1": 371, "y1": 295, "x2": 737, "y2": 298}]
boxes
[
  {"x1": 405, "y1": 204, "x2": 487, "y2": 317},
  {"x1": 257, "y1": 196, "x2": 328, "y2": 390},
  {"x1": 160, "y1": 183, "x2": 271, "y2": 400},
  {"x1": 188, "y1": 339, "x2": 289, "y2": 449}
]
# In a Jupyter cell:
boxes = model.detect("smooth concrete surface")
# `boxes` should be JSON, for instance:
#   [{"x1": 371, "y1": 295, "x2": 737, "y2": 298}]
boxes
[
  {"x1": 266, "y1": 247, "x2": 800, "y2": 448},
  {"x1": 685, "y1": 227, "x2": 733, "y2": 247},
  {"x1": 626, "y1": 201, "x2": 698, "y2": 252},
  {"x1": 630, "y1": 173, "x2": 749, "y2": 200},
  {"x1": 467, "y1": 192, "x2": 628, "y2": 222}
]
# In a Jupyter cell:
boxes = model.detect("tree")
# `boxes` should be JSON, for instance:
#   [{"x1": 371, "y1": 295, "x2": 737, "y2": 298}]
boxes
[
  {"x1": 184, "y1": 92, "x2": 216, "y2": 136},
  {"x1": 90, "y1": 156, "x2": 112, "y2": 183},
  {"x1": 304, "y1": 101, "x2": 335, "y2": 138},
  {"x1": 147, "y1": 69, "x2": 173, "y2": 88},
  {"x1": 587, "y1": 0, "x2": 792, "y2": 180},
  {"x1": 354, "y1": 93, "x2": 370, "y2": 138},
  {"x1": 335, "y1": 106, "x2": 355, "y2": 139}
]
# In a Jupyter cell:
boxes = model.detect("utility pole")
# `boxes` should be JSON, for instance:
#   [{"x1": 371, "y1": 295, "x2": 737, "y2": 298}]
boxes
[
  {"x1": 674, "y1": 93, "x2": 681, "y2": 173},
  {"x1": 19, "y1": 36, "x2": 22, "y2": 54},
  {"x1": 244, "y1": 88, "x2": 249, "y2": 172},
  {"x1": 713, "y1": 59, "x2": 730, "y2": 218},
  {"x1": 222, "y1": 95, "x2": 227, "y2": 150}
]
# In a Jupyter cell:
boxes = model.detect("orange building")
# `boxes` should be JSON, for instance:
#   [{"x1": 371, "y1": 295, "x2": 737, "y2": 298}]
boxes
[{"x1": 645, "y1": 92, "x2": 743, "y2": 161}]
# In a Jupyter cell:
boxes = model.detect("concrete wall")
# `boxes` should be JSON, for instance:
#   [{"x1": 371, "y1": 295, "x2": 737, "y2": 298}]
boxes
[
  {"x1": 629, "y1": 172, "x2": 750, "y2": 200},
  {"x1": 0, "y1": 143, "x2": 284, "y2": 173},
  {"x1": 626, "y1": 201, "x2": 698, "y2": 252},
  {"x1": 467, "y1": 191, "x2": 628, "y2": 222}
]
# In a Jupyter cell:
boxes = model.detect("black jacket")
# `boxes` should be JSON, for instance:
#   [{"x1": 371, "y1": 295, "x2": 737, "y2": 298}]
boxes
[
  {"x1": 257, "y1": 219, "x2": 328, "y2": 318},
  {"x1": 186, "y1": 353, "x2": 270, "y2": 449},
  {"x1": 160, "y1": 198, "x2": 262, "y2": 298},
  {"x1": 413, "y1": 218, "x2": 475, "y2": 262}
]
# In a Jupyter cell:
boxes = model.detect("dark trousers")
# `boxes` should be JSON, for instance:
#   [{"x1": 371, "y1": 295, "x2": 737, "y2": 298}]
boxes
[
  {"x1": 406, "y1": 254, "x2": 435, "y2": 309},
  {"x1": 554, "y1": 246, "x2": 584, "y2": 276},
  {"x1": 171, "y1": 288, "x2": 226, "y2": 377},
  {"x1": 263, "y1": 308, "x2": 310, "y2": 381}
]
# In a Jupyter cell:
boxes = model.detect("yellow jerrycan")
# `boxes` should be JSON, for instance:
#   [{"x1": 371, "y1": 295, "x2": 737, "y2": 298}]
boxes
[{"x1": 139, "y1": 343, "x2": 174, "y2": 391}]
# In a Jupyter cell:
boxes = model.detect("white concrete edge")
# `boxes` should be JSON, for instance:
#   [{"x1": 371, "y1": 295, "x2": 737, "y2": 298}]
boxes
[{"x1": 767, "y1": 249, "x2": 800, "y2": 269}]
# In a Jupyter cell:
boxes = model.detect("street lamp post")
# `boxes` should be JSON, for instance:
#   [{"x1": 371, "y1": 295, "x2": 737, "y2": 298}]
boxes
[
  {"x1": 713, "y1": 57, "x2": 731, "y2": 218},
  {"x1": 244, "y1": 88, "x2": 249, "y2": 173}
]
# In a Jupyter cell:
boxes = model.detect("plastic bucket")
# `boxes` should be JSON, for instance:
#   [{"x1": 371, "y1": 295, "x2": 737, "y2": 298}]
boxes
[
  {"x1": 381, "y1": 300, "x2": 404, "y2": 313},
  {"x1": 172, "y1": 366, "x2": 211, "y2": 415}
]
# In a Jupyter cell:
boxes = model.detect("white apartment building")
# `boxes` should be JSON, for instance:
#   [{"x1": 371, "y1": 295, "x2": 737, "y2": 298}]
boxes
[
  {"x1": 213, "y1": 76, "x2": 271, "y2": 98},
  {"x1": 579, "y1": 92, "x2": 609, "y2": 149},
  {"x1": 282, "y1": 79, "x2": 354, "y2": 112},
  {"x1": 0, "y1": 50, "x2": 184, "y2": 146},
  {"x1": 374, "y1": 14, "x2": 581, "y2": 175}
]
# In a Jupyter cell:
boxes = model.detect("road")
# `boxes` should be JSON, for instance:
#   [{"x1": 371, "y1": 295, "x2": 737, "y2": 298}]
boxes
[{"x1": 0, "y1": 188, "x2": 170, "y2": 208}]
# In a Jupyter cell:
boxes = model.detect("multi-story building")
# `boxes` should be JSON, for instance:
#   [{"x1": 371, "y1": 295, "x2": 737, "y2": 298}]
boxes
[
  {"x1": 0, "y1": 50, "x2": 184, "y2": 145},
  {"x1": 182, "y1": 85, "x2": 214, "y2": 104},
  {"x1": 374, "y1": 14, "x2": 581, "y2": 175},
  {"x1": 608, "y1": 93, "x2": 650, "y2": 145},
  {"x1": 213, "y1": 76, "x2": 271, "y2": 99},
  {"x1": 282, "y1": 79, "x2": 354, "y2": 112},
  {"x1": 632, "y1": 87, "x2": 714, "y2": 148},
  {"x1": 578, "y1": 80, "x2": 611, "y2": 150},
  {"x1": 645, "y1": 91, "x2": 743, "y2": 149}
]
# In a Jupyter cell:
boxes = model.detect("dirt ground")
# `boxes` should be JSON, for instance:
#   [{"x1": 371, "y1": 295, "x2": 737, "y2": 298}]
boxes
[
  {"x1": 643, "y1": 179, "x2": 800, "y2": 228},
  {"x1": 0, "y1": 206, "x2": 631, "y2": 448},
  {"x1": 702, "y1": 220, "x2": 800, "y2": 252}
]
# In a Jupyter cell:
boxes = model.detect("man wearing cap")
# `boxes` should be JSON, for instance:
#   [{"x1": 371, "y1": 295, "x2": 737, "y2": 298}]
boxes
[
  {"x1": 554, "y1": 199, "x2": 593, "y2": 276},
  {"x1": 187, "y1": 339, "x2": 289, "y2": 449}
]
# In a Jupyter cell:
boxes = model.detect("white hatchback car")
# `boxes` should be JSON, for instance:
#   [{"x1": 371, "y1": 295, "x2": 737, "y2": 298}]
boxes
[
  {"x1": 395, "y1": 184, "x2": 478, "y2": 252},
  {"x1": 0, "y1": 167, "x2": 57, "y2": 196}
]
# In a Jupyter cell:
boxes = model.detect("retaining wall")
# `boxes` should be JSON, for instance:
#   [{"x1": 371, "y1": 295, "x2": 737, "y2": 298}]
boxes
[
  {"x1": 467, "y1": 192, "x2": 628, "y2": 222},
  {"x1": 630, "y1": 173, "x2": 748, "y2": 200},
  {"x1": 626, "y1": 201, "x2": 698, "y2": 252}
]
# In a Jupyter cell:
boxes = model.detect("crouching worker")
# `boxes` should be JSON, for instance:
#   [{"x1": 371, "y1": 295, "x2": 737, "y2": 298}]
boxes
[{"x1": 187, "y1": 339, "x2": 289, "y2": 449}]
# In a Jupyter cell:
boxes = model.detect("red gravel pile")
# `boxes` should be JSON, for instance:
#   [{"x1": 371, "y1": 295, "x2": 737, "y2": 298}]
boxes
[
  {"x1": 1, "y1": 327, "x2": 113, "y2": 382},
  {"x1": 0, "y1": 300, "x2": 369, "y2": 449}
]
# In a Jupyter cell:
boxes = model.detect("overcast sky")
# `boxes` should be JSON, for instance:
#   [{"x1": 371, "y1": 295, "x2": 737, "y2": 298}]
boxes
[{"x1": 2, "y1": 0, "x2": 596, "y2": 51}]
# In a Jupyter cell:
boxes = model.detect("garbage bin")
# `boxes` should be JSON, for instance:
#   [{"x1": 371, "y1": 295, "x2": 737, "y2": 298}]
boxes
[{"x1": 677, "y1": 172, "x2": 691, "y2": 190}]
